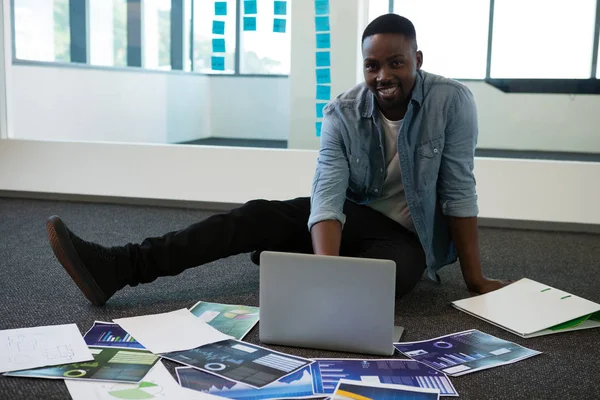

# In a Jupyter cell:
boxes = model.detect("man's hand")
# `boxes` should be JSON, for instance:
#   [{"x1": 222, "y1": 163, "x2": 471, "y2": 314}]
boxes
[{"x1": 467, "y1": 278, "x2": 512, "y2": 295}]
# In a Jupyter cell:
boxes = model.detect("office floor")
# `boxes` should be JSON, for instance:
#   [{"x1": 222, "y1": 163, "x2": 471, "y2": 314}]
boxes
[{"x1": 1, "y1": 197, "x2": 599, "y2": 400}]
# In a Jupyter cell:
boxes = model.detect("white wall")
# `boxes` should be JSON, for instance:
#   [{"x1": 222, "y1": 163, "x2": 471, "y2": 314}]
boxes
[
  {"x1": 10, "y1": 64, "x2": 290, "y2": 144},
  {"x1": 467, "y1": 81, "x2": 600, "y2": 153},
  {"x1": 210, "y1": 77, "x2": 289, "y2": 141},
  {"x1": 11, "y1": 64, "x2": 211, "y2": 144}
]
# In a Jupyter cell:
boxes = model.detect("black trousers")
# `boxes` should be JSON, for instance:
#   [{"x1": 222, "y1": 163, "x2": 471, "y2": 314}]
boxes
[{"x1": 124, "y1": 197, "x2": 426, "y2": 297}]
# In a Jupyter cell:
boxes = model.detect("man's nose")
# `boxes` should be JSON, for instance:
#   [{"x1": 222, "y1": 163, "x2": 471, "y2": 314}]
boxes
[{"x1": 377, "y1": 66, "x2": 392, "y2": 83}]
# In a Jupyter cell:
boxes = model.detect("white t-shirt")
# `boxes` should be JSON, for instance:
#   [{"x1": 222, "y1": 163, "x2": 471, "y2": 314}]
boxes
[{"x1": 367, "y1": 112, "x2": 415, "y2": 232}]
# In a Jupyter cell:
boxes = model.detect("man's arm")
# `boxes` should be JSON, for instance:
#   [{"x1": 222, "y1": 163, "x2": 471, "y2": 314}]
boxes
[
  {"x1": 311, "y1": 220, "x2": 342, "y2": 256},
  {"x1": 308, "y1": 109, "x2": 349, "y2": 255},
  {"x1": 439, "y1": 87, "x2": 509, "y2": 294},
  {"x1": 449, "y1": 216, "x2": 507, "y2": 294}
]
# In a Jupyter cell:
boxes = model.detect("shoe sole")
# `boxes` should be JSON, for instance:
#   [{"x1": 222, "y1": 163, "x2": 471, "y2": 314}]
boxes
[{"x1": 46, "y1": 216, "x2": 108, "y2": 306}]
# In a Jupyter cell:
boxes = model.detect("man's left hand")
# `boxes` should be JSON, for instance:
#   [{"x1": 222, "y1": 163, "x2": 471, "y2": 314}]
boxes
[{"x1": 467, "y1": 278, "x2": 512, "y2": 295}]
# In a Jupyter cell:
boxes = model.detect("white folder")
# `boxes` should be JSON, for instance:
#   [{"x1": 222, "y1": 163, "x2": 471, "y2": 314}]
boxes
[{"x1": 451, "y1": 278, "x2": 600, "y2": 338}]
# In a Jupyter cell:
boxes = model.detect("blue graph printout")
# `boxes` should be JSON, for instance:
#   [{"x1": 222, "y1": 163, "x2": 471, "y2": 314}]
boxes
[
  {"x1": 176, "y1": 365, "x2": 320, "y2": 400},
  {"x1": 310, "y1": 359, "x2": 458, "y2": 397},
  {"x1": 162, "y1": 339, "x2": 313, "y2": 389},
  {"x1": 83, "y1": 321, "x2": 145, "y2": 349},
  {"x1": 394, "y1": 329, "x2": 541, "y2": 377}
]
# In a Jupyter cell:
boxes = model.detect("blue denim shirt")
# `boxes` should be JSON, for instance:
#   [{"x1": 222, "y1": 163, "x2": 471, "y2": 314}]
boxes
[{"x1": 308, "y1": 70, "x2": 479, "y2": 281}]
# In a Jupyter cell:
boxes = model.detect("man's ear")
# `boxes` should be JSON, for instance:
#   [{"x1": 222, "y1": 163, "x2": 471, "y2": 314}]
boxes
[{"x1": 416, "y1": 50, "x2": 423, "y2": 71}]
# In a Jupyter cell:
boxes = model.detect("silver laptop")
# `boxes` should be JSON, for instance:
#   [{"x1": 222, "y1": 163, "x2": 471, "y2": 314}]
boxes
[{"x1": 259, "y1": 251, "x2": 397, "y2": 356}]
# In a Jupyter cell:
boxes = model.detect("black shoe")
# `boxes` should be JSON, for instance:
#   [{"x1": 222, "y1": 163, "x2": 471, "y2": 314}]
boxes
[{"x1": 46, "y1": 215, "x2": 127, "y2": 306}]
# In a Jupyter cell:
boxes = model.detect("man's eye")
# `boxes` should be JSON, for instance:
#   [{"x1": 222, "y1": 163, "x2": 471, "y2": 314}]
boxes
[
  {"x1": 391, "y1": 60, "x2": 404, "y2": 67},
  {"x1": 365, "y1": 63, "x2": 377, "y2": 70}
]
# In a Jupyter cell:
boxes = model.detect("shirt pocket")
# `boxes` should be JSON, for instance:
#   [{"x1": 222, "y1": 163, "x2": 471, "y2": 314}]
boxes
[
  {"x1": 415, "y1": 137, "x2": 443, "y2": 189},
  {"x1": 348, "y1": 153, "x2": 368, "y2": 191}
]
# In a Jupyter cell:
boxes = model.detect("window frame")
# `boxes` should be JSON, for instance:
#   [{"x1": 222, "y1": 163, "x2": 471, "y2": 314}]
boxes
[{"x1": 10, "y1": 0, "x2": 289, "y2": 78}]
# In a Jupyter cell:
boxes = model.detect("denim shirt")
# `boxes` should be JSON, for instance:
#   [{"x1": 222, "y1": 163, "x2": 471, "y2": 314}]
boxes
[{"x1": 308, "y1": 70, "x2": 479, "y2": 282}]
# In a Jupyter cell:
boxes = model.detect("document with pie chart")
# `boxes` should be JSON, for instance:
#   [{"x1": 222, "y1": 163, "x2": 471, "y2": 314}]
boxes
[{"x1": 394, "y1": 329, "x2": 541, "y2": 376}]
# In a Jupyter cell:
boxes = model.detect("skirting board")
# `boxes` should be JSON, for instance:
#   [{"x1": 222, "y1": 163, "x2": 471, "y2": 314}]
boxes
[{"x1": 2, "y1": 190, "x2": 599, "y2": 235}]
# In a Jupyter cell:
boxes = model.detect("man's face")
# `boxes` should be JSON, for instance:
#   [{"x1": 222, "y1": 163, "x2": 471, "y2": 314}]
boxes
[{"x1": 362, "y1": 33, "x2": 423, "y2": 117}]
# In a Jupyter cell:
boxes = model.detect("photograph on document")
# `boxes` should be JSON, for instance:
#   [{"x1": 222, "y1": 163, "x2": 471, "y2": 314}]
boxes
[
  {"x1": 188, "y1": 301, "x2": 260, "y2": 340},
  {"x1": 5, "y1": 347, "x2": 159, "y2": 383},
  {"x1": 310, "y1": 358, "x2": 457, "y2": 397},
  {"x1": 162, "y1": 339, "x2": 313, "y2": 388},
  {"x1": 176, "y1": 364, "x2": 321, "y2": 400},
  {"x1": 394, "y1": 329, "x2": 541, "y2": 376},
  {"x1": 332, "y1": 379, "x2": 440, "y2": 400}
]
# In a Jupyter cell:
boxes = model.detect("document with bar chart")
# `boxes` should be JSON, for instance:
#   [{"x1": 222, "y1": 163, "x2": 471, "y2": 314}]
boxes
[
  {"x1": 162, "y1": 339, "x2": 314, "y2": 389},
  {"x1": 83, "y1": 321, "x2": 145, "y2": 349},
  {"x1": 394, "y1": 329, "x2": 541, "y2": 376},
  {"x1": 309, "y1": 359, "x2": 457, "y2": 397}
]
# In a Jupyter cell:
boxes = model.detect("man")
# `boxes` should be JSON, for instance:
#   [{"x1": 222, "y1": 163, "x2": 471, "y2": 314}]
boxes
[{"x1": 46, "y1": 14, "x2": 507, "y2": 307}]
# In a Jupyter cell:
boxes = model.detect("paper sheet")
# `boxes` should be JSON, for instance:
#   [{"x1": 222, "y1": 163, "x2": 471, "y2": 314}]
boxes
[
  {"x1": 162, "y1": 339, "x2": 313, "y2": 389},
  {"x1": 176, "y1": 365, "x2": 321, "y2": 400},
  {"x1": 394, "y1": 329, "x2": 541, "y2": 376},
  {"x1": 5, "y1": 346, "x2": 159, "y2": 383},
  {"x1": 65, "y1": 361, "x2": 219, "y2": 400},
  {"x1": 332, "y1": 379, "x2": 440, "y2": 400},
  {"x1": 310, "y1": 358, "x2": 457, "y2": 397},
  {"x1": 113, "y1": 309, "x2": 231, "y2": 354},
  {"x1": 188, "y1": 301, "x2": 259, "y2": 340},
  {"x1": 0, "y1": 323, "x2": 93, "y2": 373}
]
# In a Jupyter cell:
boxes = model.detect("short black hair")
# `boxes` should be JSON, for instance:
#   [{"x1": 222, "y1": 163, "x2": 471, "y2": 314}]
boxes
[{"x1": 361, "y1": 13, "x2": 417, "y2": 49}]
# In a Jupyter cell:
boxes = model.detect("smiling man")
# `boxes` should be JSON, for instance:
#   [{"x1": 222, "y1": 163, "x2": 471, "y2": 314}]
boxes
[{"x1": 46, "y1": 13, "x2": 507, "y2": 306}]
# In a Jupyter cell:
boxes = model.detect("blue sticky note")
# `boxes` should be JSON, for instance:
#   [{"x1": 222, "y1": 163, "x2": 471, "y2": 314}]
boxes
[
  {"x1": 315, "y1": 16, "x2": 330, "y2": 32},
  {"x1": 212, "y1": 20, "x2": 225, "y2": 35},
  {"x1": 316, "y1": 51, "x2": 330, "y2": 67},
  {"x1": 212, "y1": 38, "x2": 226, "y2": 53},
  {"x1": 214, "y1": 1, "x2": 227, "y2": 15},
  {"x1": 244, "y1": 0, "x2": 257, "y2": 14},
  {"x1": 316, "y1": 103, "x2": 326, "y2": 118},
  {"x1": 274, "y1": 1, "x2": 287, "y2": 15},
  {"x1": 273, "y1": 18, "x2": 286, "y2": 33},
  {"x1": 316, "y1": 85, "x2": 331, "y2": 101},
  {"x1": 243, "y1": 16, "x2": 256, "y2": 31},
  {"x1": 316, "y1": 33, "x2": 330, "y2": 49},
  {"x1": 315, "y1": 0, "x2": 329, "y2": 15},
  {"x1": 316, "y1": 68, "x2": 331, "y2": 84},
  {"x1": 316, "y1": 122, "x2": 323, "y2": 137},
  {"x1": 211, "y1": 56, "x2": 225, "y2": 71}
]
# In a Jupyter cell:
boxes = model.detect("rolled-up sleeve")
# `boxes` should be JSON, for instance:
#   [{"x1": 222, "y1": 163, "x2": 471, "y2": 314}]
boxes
[
  {"x1": 308, "y1": 108, "x2": 349, "y2": 231},
  {"x1": 438, "y1": 87, "x2": 479, "y2": 218}
]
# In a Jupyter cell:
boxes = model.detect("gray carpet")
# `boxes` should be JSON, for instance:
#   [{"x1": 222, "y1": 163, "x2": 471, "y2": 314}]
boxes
[{"x1": 1, "y1": 197, "x2": 599, "y2": 400}]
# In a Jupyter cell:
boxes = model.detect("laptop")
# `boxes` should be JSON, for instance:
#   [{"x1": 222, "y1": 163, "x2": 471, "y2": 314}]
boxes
[{"x1": 259, "y1": 251, "x2": 398, "y2": 356}]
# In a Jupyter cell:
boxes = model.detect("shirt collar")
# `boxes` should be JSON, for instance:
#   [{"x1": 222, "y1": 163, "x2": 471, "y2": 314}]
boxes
[{"x1": 361, "y1": 70, "x2": 424, "y2": 118}]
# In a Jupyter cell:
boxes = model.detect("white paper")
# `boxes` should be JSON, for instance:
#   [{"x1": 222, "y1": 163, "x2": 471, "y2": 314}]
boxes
[
  {"x1": 113, "y1": 309, "x2": 231, "y2": 354},
  {"x1": 0, "y1": 323, "x2": 93, "y2": 373},
  {"x1": 65, "y1": 361, "x2": 223, "y2": 400}
]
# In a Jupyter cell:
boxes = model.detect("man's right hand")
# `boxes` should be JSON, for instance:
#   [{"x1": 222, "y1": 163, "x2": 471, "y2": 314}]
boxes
[{"x1": 310, "y1": 220, "x2": 342, "y2": 256}]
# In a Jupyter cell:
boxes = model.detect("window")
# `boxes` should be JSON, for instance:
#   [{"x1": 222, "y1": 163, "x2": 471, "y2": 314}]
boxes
[
  {"x1": 239, "y1": 0, "x2": 292, "y2": 74},
  {"x1": 193, "y1": 0, "x2": 236, "y2": 74},
  {"x1": 367, "y1": 0, "x2": 389, "y2": 24},
  {"x1": 89, "y1": 0, "x2": 127, "y2": 67},
  {"x1": 393, "y1": 0, "x2": 489, "y2": 79},
  {"x1": 14, "y1": 0, "x2": 70, "y2": 62},
  {"x1": 490, "y1": 0, "x2": 598, "y2": 79},
  {"x1": 143, "y1": 0, "x2": 172, "y2": 70}
]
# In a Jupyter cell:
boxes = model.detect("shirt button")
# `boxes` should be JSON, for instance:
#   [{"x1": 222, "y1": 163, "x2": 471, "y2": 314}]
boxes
[
  {"x1": 374, "y1": 189, "x2": 379, "y2": 193},
  {"x1": 380, "y1": 168, "x2": 383, "y2": 172},
  {"x1": 433, "y1": 148, "x2": 438, "y2": 153}
]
